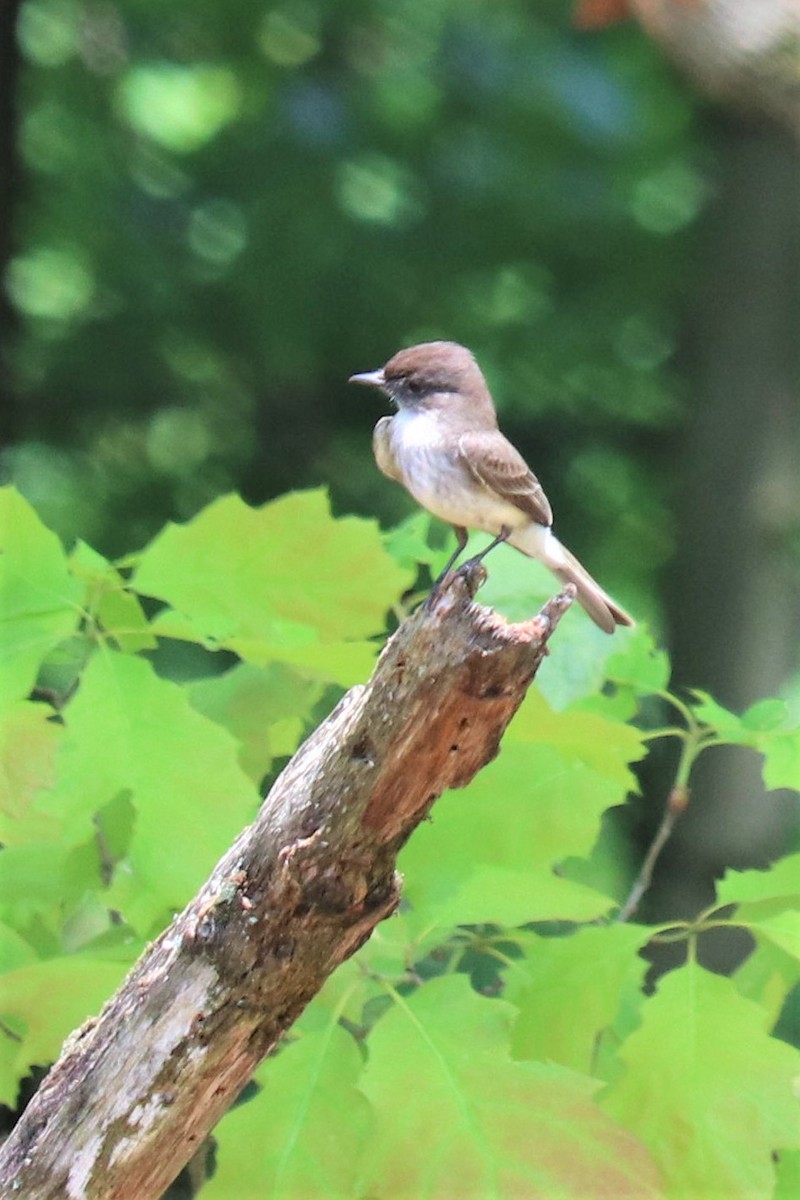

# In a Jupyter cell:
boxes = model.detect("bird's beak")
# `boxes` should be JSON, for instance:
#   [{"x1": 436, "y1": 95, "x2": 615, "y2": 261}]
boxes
[{"x1": 349, "y1": 368, "x2": 386, "y2": 389}]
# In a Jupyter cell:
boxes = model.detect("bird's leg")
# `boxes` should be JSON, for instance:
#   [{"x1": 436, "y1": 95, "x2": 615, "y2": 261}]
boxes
[
  {"x1": 425, "y1": 526, "x2": 469, "y2": 608},
  {"x1": 454, "y1": 526, "x2": 511, "y2": 595},
  {"x1": 459, "y1": 525, "x2": 511, "y2": 573}
]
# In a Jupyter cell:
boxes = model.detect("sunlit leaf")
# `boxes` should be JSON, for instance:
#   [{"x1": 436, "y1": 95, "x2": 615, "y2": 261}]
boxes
[
  {"x1": 690, "y1": 689, "x2": 747, "y2": 738},
  {"x1": 400, "y1": 742, "x2": 625, "y2": 932},
  {"x1": 69, "y1": 541, "x2": 156, "y2": 653},
  {"x1": 508, "y1": 686, "x2": 646, "y2": 784},
  {"x1": 734, "y1": 900, "x2": 800, "y2": 962},
  {"x1": 0, "y1": 841, "x2": 101, "y2": 923},
  {"x1": 509, "y1": 924, "x2": 651, "y2": 1073},
  {"x1": 357, "y1": 976, "x2": 664, "y2": 1199},
  {"x1": 0, "y1": 487, "x2": 83, "y2": 701},
  {"x1": 0, "y1": 700, "x2": 62, "y2": 844},
  {"x1": 44, "y1": 651, "x2": 259, "y2": 930},
  {"x1": 602, "y1": 962, "x2": 800, "y2": 1199},
  {"x1": 188, "y1": 661, "x2": 322, "y2": 784},
  {"x1": 775, "y1": 1149, "x2": 800, "y2": 1200},
  {"x1": 0, "y1": 956, "x2": 127, "y2": 1106},
  {"x1": 133, "y1": 491, "x2": 409, "y2": 682},
  {"x1": 742, "y1": 699, "x2": 791, "y2": 733},
  {"x1": 605, "y1": 626, "x2": 671, "y2": 694},
  {"x1": 207, "y1": 1023, "x2": 372, "y2": 1200},
  {"x1": 732, "y1": 940, "x2": 800, "y2": 1025},
  {"x1": 717, "y1": 854, "x2": 800, "y2": 908}
]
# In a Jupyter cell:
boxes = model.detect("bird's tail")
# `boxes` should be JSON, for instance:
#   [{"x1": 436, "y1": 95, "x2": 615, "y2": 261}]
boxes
[
  {"x1": 509, "y1": 525, "x2": 634, "y2": 634},
  {"x1": 552, "y1": 546, "x2": 634, "y2": 634}
]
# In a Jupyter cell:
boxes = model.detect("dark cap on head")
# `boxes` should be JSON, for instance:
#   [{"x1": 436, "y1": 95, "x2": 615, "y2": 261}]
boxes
[
  {"x1": 350, "y1": 340, "x2": 486, "y2": 398},
  {"x1": 383, "y1": 341, "x2": 479, "y2": 391}
]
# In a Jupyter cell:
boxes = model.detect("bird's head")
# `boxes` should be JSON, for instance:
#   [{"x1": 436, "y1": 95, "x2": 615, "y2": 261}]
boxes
[{"x1": 349, "y1": 341, "x2": 491, "y2": 417}]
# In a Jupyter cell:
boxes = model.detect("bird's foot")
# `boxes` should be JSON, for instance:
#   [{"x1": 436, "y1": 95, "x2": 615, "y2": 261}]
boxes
[
  {"x1": 422, "y1": 576, "x2": 450, "y2": 612},
  {"x1": 455, "y1": 558, "x2": 487, "y2": 598},
  {"x1": 422, "y1": 562, "x2": 486, "y2": 611}
]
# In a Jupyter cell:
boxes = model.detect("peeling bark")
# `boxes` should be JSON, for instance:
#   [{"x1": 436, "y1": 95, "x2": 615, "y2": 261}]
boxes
[{"x1": 0, "y1": 576, "x2": 573, "y2": 1200}]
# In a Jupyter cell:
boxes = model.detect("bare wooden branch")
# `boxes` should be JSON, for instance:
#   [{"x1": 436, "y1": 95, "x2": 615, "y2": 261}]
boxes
[{"x1": 0, "y1": 576, "x2": 573, "y2": 1200}]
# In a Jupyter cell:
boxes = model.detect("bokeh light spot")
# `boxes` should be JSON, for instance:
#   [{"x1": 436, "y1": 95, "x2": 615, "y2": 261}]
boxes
[
  {"x1": 116, "y1": 63, "x2": 242, "y2": 154},
  {"x1": 20, "y1": 102, "x2": 75, "y2": 173},
  {"x1": 465, "y1": 264, "x2": 553, "y2": 328},
  {"x1": 614, "y1": 315, "x2": 674, "y2": 372},
  {"x1": 258, "y1": 3, "x2": 321, "y2": 68},
  {"x1": 631, "y1": 162, "x2": 706, "y2": 235},
  {"x1": 130, "y1": 142, "x2": 191, "y2": 199},
  {"x1": 17, "y1": 0, "x2": 77, "y2": 67},
  {"x1": 335, "y1": 154, "x2": 424, "y2": 226},
  {"x1": 146, "y1": 408, "x2": 212, "y2": 476},
  {"x1": 188, "y1": 199, "x2": 248, "y2": 265},
  {"x1": 6, "y1": 247, "x2": 94, "y2": 320}
]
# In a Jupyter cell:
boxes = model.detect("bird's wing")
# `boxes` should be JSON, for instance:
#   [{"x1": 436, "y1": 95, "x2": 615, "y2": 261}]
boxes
[
  {"x1": 457, "y1": 430, "x2": 553, "y2": 526},
  {"x1": 373, "y1": 416, "x2": 404, "y2": 483}
]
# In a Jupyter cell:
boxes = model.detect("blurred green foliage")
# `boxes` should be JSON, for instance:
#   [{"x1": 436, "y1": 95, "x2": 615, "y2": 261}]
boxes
[
  {"x1": 1, "y1": 485, "x2": 800, "y2": 1197},
  {"x1": 3, "y1": 0, "x2": 703, "y2": 631}
]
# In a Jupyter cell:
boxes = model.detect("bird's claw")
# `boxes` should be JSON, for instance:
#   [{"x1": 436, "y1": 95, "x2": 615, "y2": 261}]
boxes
[{"x1": 456, "y1": 559, "x2": 487, "y2": 597}]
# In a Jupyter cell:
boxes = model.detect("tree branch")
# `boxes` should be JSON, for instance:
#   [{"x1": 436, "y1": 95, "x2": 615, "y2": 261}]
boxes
[{"x1": 0, "y1": 576, "x2": 573, "y2": 1200}]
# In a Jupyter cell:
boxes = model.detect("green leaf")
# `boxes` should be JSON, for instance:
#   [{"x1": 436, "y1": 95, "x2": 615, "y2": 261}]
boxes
[
  {"x1": 0, "y1": 487, "x2": 84, "y2": 702},
  {"x1": 0, "y1": 956, "x2": 127, "y2": 1106},
  {"x1": 207, "y1": 1023, "x2": 372, "y2": 1200},
  {"x1": 353, "y1": 909, "x2": 449, "y2": 985},
  {"x1": 400, "y1": 742, "x2": 623, "y2": 930},
  {"x1": 759, "y1": 730, "x2": 800, "y2": 792},
  {"x1": 0, "y1": 921, "x2": 38, "y2": 972},
  {"x1": 357, "y1": 976, "x2": 664, "y2": 1199},
  {"x1": 294, "y1": 957, "x2": 384, "y2": 1036},
  {"x1": 732, "y1": 941, "x2": 800, "y2": 1025},
  {"x1": 605, "y1": 627, "x2": 671, "y2": 695},
  {"x1": 0, "y1": 842, "x2": 101, "y2": 923},
  {"x1": 69, "y1": 541, "x2": 156, "y2": 653},
  {"x1": 269, "y1": 639, "x2": 379, "y2": 687},
  {"x1": 688, "y1": 692, "x2": 800, "y2": 792},
  {"x1": 132, "y1": 491, "x2": 411, "y2": 671},
  {"x1": 690, "y1": 690, "x2": 747, "y2": 739},
  {"x1": 382, "y1": 510, "x2": 441, "y2": 571},
  {"x1": 601, "y1": 961, "x2": 800, "y2": 1199},
  {"x1": 717, "y1": 853, "x2": 800, "y2": 908},
  {"x1": 475, "y1": 544, "x2": 636, "y2": 709},
  {"x1": 775, "y1": 1150, "x2": 800, "y2": 1200},
  {"x1": 475, "y1": 539, "x2": 577, "y2": 623},
  {"x1": 44, "y1": 651, "x2": 259, "y2": 930},
  {"x1": 508, "y1": 686, "x2": 646, "y2": 785},
  {"x1": 0, "y1": 700, "x2": 62, "y2": 844},
  {"x1": 188, "y1": 662, "x2": 321, "y2": 784},
  {"x1": 742, "y1": 699, "x2": 790, "y2": 733},
  {"x1": 734, "y1": 900, "x2": 800, "y2": 962},
  {"x1": 509, "y1": 925, "x2": 651, "y2": 1074}
]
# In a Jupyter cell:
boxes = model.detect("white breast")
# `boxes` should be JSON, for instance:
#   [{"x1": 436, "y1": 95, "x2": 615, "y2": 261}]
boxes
[{"x1": 389, "y1": 409, "x2": 530, "y2": 536}]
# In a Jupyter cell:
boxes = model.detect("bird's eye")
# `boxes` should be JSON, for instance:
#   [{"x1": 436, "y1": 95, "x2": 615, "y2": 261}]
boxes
[{"x1": 404, "y1": 377, "x2": 422, "y2": 395}]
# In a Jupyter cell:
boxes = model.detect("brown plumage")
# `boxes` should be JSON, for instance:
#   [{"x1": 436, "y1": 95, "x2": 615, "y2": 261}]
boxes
[{"x1": 351, "y1": 340, "x2": 634, "y2": 633}]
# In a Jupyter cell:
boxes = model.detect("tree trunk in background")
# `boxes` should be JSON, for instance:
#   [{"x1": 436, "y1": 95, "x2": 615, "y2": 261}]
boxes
[
  {"x1": 630, "y1": 0, "x2": 800, "y2": 141},
  {"x1": 663, "y1": 117, "x2": 800, "y2": 910},
  {"x1": 577, "y1": 1, "x2": 800, "y2": 142},
  {"x1": 577, "y1": 0, "x2": 800, "y2": 919},
  {"x1": 0, "y1": 0, "x2": 21, "y2": 446}
]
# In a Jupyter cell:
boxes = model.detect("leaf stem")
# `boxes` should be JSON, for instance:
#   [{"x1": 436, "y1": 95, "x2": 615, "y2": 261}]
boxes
[{"x1": 617, "y1": 718, "x2": 708, "y2": 923}]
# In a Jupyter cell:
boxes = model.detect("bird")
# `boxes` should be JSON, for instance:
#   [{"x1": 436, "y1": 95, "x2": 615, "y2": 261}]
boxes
[{"x1": 349, "y1": 340, "x2": 634, "y2": 633}]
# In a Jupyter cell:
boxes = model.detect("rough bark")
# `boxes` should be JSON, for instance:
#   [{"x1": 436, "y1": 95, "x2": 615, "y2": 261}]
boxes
[{"x1": 0, "y1": 575, "x2": 573, "y2": 1200}]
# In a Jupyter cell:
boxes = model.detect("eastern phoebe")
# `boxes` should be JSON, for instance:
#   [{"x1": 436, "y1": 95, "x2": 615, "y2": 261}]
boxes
[{"x1": 350, "y1": 340, "x2": 634, "y2": 633}]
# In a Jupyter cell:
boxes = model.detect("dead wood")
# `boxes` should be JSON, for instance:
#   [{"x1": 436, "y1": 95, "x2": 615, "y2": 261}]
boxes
[{"x1": 0, "y1": 575, "x2": 573, "y2": 1200}]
